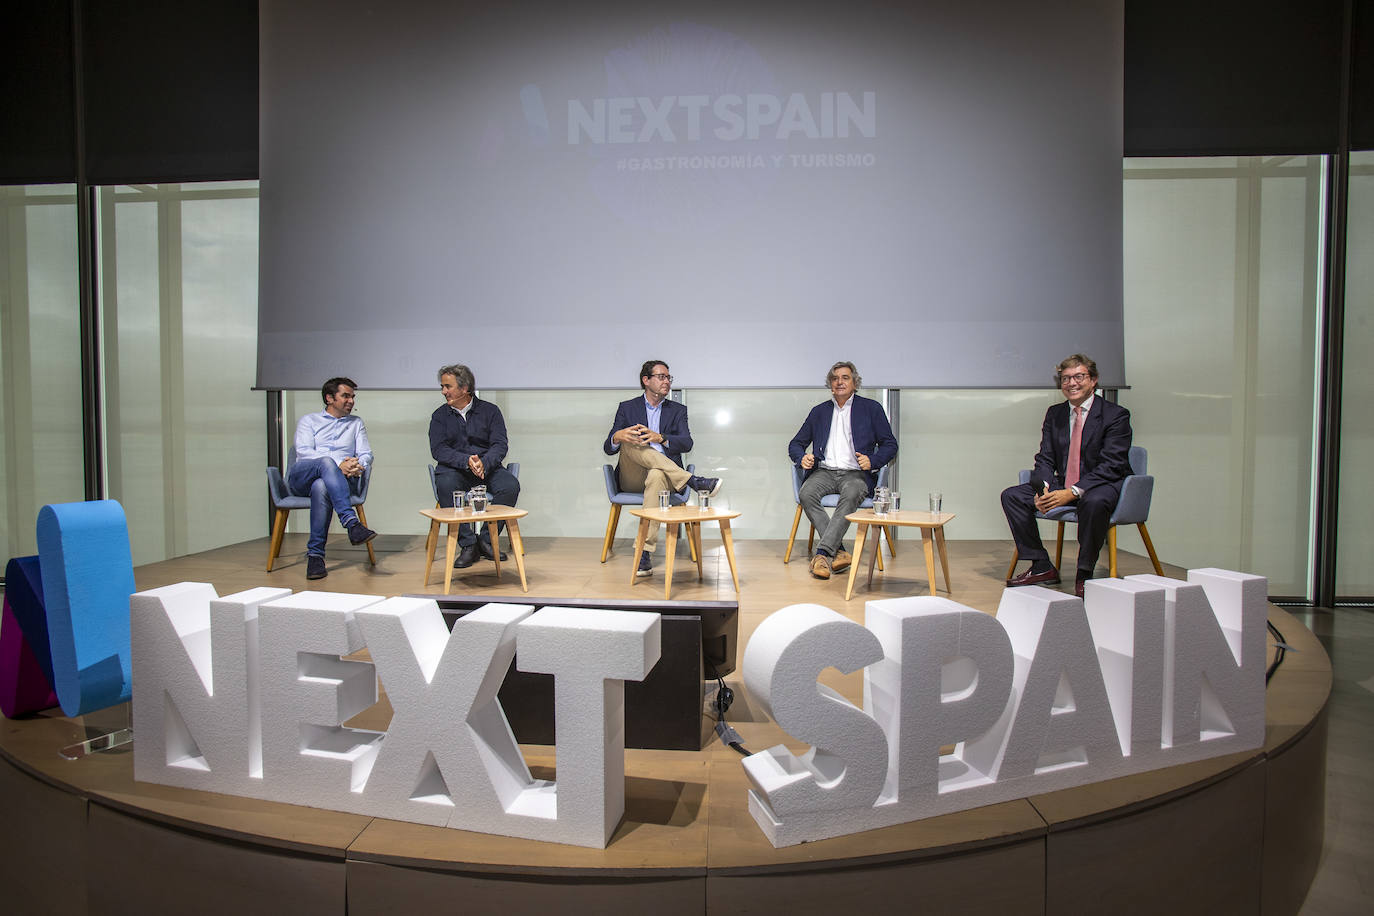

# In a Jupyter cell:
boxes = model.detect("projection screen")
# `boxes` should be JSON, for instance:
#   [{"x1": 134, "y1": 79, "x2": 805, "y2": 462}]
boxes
[{"x1": 258, "y1": 0, "x2": 1124, "y2": 390}]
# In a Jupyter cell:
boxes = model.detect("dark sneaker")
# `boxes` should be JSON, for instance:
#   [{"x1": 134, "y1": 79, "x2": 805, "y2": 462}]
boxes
[
  {"x1": 686, "y1": 475, "x2": 723, "y2": 497},
  {"x1": 636, "y1": 551, "x2": 653, "y2": 578},
  {"x1": 306, "y1": 555, "x2": 327, "y2": 580},
  {"x1": 454, "y1": 543, "x2": 480, "y2": 568},
  {"x1": 348, "y1": 522, "x2": 377, "y2": 546}
]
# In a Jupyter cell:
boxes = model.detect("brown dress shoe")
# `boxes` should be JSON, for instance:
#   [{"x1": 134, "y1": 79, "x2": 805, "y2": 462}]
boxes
[
  {"x1": 831, "y1": 549, "x2": 852, "y2": 572},
  {"x1": 810, "y1": 553, "x2": 832, "y2": 579},
  {"x1": 1006, "y1": 566, "x2": 1061, "y2": 587}
]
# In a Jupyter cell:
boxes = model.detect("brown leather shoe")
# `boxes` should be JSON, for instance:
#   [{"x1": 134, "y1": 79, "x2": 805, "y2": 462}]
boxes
[
  {"x1": 810, "y1": 553, "x2": 832, "y2": 580},
  {"x1": 831, "y1": 549, "x2": 852, "y2": 572},
  {"x1": 1007, "y1": 566, "x2": 1060, "y2": 587},
  {"x1": 1075, "y1": 574, "x2": 1089, "y2": 598}
]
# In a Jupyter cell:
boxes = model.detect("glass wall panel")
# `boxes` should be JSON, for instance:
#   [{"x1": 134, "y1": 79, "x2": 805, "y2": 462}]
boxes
[
  {"x1": 898, "y1": 389, "x2": 1050, "y2": 540},
  {"x1": 180, "y1": 191, "x2": 264, "y2": 554},
  {"x1": 1337, "y1": 151, "x2": 1374, "y2": 596},
  {"x1": 103, "y1": 192, "x2": 165, "y2": 564},
  {"x1": 100, "y1": 183, "x2": 264, "y2": 565},
  {"x1": 0, "y1": 185, "x2": 85, "y2": 560},
  {"x1": 1121, "y1": 157, "x2": 1322, "y2": 597},
  {"x1": 678, "y1": 388, "x2": 820, "y2": 540}
]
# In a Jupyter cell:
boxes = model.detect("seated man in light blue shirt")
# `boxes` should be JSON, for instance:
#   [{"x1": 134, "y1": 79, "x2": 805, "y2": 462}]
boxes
[{"x1": 288, "y1": 377, "x2": 377, "y2": 580}]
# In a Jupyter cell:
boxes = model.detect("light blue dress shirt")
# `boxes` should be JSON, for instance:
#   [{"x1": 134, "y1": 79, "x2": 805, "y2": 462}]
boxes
[
  {"x1": 294, "y1": 412, "x2": 373, "y2": 467},
  {"x1": 643, "y1": 397, "x2": 666, "y2": 454}
]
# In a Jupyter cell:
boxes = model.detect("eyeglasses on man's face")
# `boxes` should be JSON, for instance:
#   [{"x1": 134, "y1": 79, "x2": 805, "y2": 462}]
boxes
[
  {"x1": 1059, "y1": 372, "x2": 1092, "y2": 385},
  {"x1": 649, "y1": 373, "x2": 674, "y2": 383}
]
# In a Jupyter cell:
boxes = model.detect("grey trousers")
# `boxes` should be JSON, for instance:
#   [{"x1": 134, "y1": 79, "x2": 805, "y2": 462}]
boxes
[{"x1": 798, "y1": 467, "x2": 869, "y2": 557}]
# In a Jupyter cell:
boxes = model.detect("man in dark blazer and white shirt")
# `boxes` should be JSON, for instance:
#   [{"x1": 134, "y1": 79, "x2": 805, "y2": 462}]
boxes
[
  {"x1": 604, "y1": 360, "x2": 722, "y2": 578},
  {"x1": 1002, "y1": 354, "x2": 1133, "y2": 598},
  {"x1": 788, "y1": 360, "x2": 898, "y2": 580}
]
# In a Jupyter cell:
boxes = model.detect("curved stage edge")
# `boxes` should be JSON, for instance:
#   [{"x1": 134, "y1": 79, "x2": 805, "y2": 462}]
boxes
[{"x1": 0, "y1": 608, "x2": 1328, "y2": 916}]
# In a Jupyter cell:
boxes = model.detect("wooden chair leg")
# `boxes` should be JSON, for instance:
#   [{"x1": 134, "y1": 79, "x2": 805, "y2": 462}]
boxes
[
  {"x1": 266, "y1": 508, "x2": 289, "y2": 572},
  {"x1": 1006, "y1": 549, "x2": 1020, "y2": 581},
  {"x1": 784, "y1": 506, "x2": 803, "y2": 563},
  {"x1": 601, "y1": 504, "x2": 621, "y2": 563},
  {"x1": 424, "y1": 510, "x2": 439, "y2": 565},
  {"x1": 1107, "y1": 525, "x2": 1118, "y2": 578},
  {"x1": 1054, "y1": 522, "x2": 1065, "y2": 570},
  {"x1": 807, "y1": 524, "x2": 815, "y2": 556},
  {"x1": 687, "y1": 523, "x2": 698, "y2": 563},
  {"x1": 355, "y1": 505, "x2": 377, "y2": 565},
  {"x1": 882, "y1": 526, "x2": 897, "y2": 558},
  {"x1": 1137, "y1": 522, "x2": 1164, "y2": 574}
]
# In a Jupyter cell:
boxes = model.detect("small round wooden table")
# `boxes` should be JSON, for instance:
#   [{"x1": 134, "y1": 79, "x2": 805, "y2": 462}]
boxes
[
  {"x1": 627, "y1": 504, "x2": 741, "y2": 599},
  {"x1": 419, "y1": 505, "x2": 528, "y2": 594},
  {"x1": 843, "y1": 508, "x2": 954, "y2": 599}
]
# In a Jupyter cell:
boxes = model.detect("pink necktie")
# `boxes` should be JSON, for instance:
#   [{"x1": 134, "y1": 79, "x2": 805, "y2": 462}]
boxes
[{"x1": 1065, "y1": 406, "x2": 1083, "y2": 489}]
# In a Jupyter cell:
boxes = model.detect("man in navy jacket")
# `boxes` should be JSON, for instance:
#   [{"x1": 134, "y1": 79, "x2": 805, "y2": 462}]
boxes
[
  {"x1": 429, "y1": 363, "x2": 521, "y2": 569},
  {"x1": 788, "y1": 361, "x2": 898, "y2": 580},
  {"x1": 604, "y1": 360, "x2": 721, "y2": 578},
  {"x1": 1002, "y1": 354, "x2": 1133, "y2": 598}
]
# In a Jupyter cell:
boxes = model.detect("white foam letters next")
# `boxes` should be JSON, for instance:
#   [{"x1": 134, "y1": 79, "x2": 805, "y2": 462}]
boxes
[
  {"x1": 131, "y1": 587, "x2": 660, "y2": 848},
  {"x1": 741, "y1": 569, "x2": 1267, "y2": 847}
]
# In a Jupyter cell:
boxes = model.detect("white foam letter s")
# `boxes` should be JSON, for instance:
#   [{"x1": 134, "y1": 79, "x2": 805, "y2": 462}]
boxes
[{"x1": 742, "y1": 604, "x2": 888, "y2": 816}]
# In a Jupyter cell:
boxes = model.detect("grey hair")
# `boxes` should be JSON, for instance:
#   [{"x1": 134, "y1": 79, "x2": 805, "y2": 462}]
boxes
[
  {"x1": 825, "y1": 361, "x2": 862, "y2": 389},
  {"x1": 437, "y1": 364, "x2": 475, "y2": 390}
]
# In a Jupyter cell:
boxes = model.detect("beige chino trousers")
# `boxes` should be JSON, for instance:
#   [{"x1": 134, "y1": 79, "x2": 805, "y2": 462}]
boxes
[{"x1": 615, "y1": 444, "x2": 693, "y2": 552}]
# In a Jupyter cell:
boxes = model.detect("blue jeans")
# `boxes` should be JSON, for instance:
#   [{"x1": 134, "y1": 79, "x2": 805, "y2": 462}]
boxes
[{"x1": 287, "y1": 458, "x2": 362, "y2": 557}]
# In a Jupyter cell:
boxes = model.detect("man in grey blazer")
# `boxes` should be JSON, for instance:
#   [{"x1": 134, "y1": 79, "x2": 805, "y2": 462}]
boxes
[{"x1": 1002, "y1": 354, "x2": 1133, "y2": 597}]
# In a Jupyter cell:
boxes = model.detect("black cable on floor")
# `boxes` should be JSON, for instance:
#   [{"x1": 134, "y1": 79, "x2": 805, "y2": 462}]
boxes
[
  {"x1": 1266, "y1": 618, "x2": 1288, "y2": 685},
  {"x1": 706, "y1": 662, "x2": 750, "y2": 756}
]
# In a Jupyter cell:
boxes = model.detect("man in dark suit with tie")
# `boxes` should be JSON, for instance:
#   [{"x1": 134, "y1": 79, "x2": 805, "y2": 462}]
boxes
[
  {"x1": 788, "y1": 361, "x2": 898, "y2": 580},
  {"x1": 604, "y1": 360, "x2": 722, "y2": 578},
  {"x1": 1002, "y1": 354, "x2": 1133, "y2": 598}
]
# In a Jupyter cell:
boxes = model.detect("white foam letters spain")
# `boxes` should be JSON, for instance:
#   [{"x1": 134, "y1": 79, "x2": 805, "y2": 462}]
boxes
[{"x1": 741, "y1": 570, "x2": 1268, "y2": 846}]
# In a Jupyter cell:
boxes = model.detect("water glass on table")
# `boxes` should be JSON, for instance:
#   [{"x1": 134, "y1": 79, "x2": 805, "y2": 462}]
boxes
[{"x1": 873, "y1": 486, "x2": 891, "y2": 516}]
